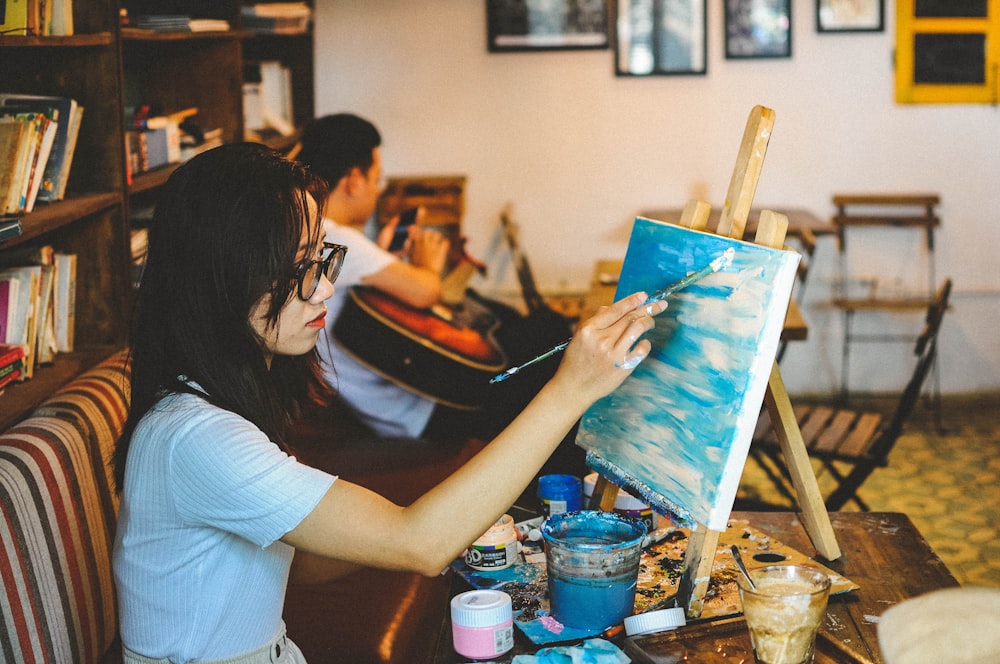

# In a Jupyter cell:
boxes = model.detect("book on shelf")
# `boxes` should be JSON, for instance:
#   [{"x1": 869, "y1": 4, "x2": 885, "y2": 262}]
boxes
[
  {"x1": 0, "y1": 111, "x2": 44, "y2": 215},
  {"x1": 188, "y1": 18, "x2": 230, "y2": 32},
  {"x1": 243, "y1": 61, "x2": 295, "y2": 136},
  {"x1": 0, "y1": 215, "x2": 21, "y2": 244},
  {"x1": 0, "y1": 244, "x2": 64, "y2": 375},
  {"x1": 49, "y1": 0, "x2": 73, "y2": 36},
  {"x1": 0, "y1": 344, "x2": 25, "y2": 393},
  {"x1": 18, "y1": 245, "x2": 56, "y2": 365},
  {"x1": 0, "y1": 274, "x2": 19, "y2": 344},
  {"x1": 0, "y1": 264, "x2": 39, "y2": 379},
  {"x1": 0, "y1": 342, "x2": 25, "y2": 367},
  {"x1": 0, "y1": 0, "x2": 73, "y2": 36},
  {"x1": 0, "y1": 0, "x2": 29, "y2": 36},
  {"x1": 53, "y1": 251, "x2": 75, "y2": 353},
  {"x1": 241, "y1": 3, "x2": 311, "y2": 34},
  {"x1": 0, "y1": 121, "x2": 25, "y2": 213},
  {"x1": 0, "y1": 360, "x2": 24, "y2": 392},
  {"x1": 0, "y1": 94, "x2": 83, "y2": 204}
]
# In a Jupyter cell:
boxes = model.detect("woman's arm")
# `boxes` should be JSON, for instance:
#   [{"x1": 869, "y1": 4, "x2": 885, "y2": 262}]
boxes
[{"x1": 283, "y1": 292, "x2": 667, "y2": 575}]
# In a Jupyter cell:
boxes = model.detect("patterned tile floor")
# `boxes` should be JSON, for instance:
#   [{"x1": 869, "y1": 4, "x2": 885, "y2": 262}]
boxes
[{"x1": 737, "y1": 392, "x2": 1000, "y2": 588}]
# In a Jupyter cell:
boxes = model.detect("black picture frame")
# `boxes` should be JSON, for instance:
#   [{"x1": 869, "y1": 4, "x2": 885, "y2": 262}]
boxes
[
  {"x1": 817, "y1": 0, "x2": 884, "y2": 33},
  {"x1": 614, "y1": 0, "x2": 708, "y2": 76},
  {"x1": 724, "y1": 0, "x2": 791, "y2": 59},
  {"x1": 487, "y1": 0, "x2": 610, "y2": 52}
]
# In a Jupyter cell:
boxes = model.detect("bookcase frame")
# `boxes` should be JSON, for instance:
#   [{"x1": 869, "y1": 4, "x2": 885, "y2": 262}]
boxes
[{"x1": 0, "y1": 1, "x2": 315, "y2": 429}]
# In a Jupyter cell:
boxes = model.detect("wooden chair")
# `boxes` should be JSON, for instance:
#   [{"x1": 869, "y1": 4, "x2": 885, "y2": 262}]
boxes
[{"x1": 749, "y1": 278, "x2": 952, "y2": 511}]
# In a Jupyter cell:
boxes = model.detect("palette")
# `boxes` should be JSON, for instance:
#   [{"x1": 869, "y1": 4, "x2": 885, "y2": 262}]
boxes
[{"x1": 451, "y1": 518, "x2": 857, "y2": 646}]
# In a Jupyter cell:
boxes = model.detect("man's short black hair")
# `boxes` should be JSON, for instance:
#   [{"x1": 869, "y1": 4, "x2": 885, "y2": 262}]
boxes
[{"x1": 296, "y1": 113, "x2": 382, "y2": 185}]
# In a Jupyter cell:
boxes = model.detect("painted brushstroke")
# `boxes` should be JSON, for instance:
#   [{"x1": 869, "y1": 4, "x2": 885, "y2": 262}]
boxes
[{"x1": 575, "y1": 217, "x2": 800, "y2": 531}]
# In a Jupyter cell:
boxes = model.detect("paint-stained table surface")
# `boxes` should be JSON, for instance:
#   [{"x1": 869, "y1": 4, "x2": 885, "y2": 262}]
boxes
[{"x1": 432, "y1": 512, "x2": 959, "y2": 663}]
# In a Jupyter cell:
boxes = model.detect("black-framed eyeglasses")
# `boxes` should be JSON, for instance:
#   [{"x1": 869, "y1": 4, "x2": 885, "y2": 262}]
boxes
[{"x1": 295, "y1": 242, "x2": 347, "y2": 300}]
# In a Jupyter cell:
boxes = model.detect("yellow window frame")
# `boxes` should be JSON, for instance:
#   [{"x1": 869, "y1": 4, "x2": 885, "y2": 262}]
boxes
[{"x1": 895, "y1": 0, "x2": 1000, "y2": 104}]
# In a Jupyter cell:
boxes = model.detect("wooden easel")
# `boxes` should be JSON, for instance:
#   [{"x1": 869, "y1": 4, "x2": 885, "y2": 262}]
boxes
[{"x1": 592, "y1": 105, "x2": 841, "y2": 618}]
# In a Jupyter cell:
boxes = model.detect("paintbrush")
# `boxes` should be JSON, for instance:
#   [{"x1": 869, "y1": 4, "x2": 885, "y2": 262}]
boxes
[{"x1": 489, "y1": 248, "x2": 735, "y2": 384}]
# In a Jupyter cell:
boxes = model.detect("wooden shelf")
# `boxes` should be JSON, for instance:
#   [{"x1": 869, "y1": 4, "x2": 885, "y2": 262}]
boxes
[
  {"x1": 121, "y1": 28, "x2": 242, "y2": 42},
  {"x1": 0, "y1": 33, "x2": 115, "y2": 48}
]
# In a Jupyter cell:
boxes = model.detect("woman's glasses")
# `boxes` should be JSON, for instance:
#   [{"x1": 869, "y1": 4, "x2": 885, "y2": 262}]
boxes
[{"x1": 295, "y1": 242, "x2": 347, "y2": 300}]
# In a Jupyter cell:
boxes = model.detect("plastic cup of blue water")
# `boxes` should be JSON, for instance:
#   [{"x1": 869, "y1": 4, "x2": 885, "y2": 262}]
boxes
[{"x1": 540, "y1": 510, "x2": 647, "y2": 631}]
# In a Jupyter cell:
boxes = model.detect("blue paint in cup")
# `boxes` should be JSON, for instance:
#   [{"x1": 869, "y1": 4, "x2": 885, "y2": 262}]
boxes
[
  {"x1": 540, "y1": 510, "x2": 647, "y2": 631},
  {"x1": 537, "y1": 474, "x2": 583, "y2": 516}
]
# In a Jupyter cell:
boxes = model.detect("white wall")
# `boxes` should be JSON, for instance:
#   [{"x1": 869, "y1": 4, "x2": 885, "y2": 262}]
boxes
[{"x1": 313, "y1": 0, "x2": 1000, "y2": 395}]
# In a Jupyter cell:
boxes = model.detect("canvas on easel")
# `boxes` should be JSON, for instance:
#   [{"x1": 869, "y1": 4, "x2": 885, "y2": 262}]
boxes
[
  {"x1": 577, "y1": 105, "x2": 841, "y2": 617},
  {"x1": 575, "y1": 217, "x2": 800, "y2": 531}
]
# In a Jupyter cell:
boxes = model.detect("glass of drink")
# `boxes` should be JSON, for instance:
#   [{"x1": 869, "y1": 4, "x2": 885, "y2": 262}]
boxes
[{"x1": 736, "y1": 564, "x2": 831, "y2": 664}]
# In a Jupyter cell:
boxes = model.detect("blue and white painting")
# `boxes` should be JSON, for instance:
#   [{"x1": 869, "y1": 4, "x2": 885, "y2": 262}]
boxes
[{"x1": 576, "y1": 217, "x2": 800, "y2": 531}]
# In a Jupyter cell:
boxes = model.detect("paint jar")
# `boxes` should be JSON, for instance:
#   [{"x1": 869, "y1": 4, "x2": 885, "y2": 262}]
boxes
[
  {"x1": 540, "y1": 510, "x2": 647, "y2": 631},
  {"x1": 537, "y1": 474, "x2": 583, "y2": 516},
  {"x1": 450, "y1": 589, "x2": 514, "y2": 660},
  {"x1": 582, "y1": 472, "x2": 658, "y2": 532},
  {"x1": 465, "y1": 514, "x2": 519, "y2": 571}
]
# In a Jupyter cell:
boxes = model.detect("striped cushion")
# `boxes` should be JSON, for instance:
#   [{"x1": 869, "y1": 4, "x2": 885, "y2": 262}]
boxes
[{"x1": 1, "y1": 350, "x2": 130, "y2": 664}]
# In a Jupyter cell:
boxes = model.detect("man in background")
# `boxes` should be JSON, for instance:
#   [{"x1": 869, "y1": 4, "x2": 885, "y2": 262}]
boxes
[{"x1": 296, "y1": 114, "x2": 581, "y2": 475}]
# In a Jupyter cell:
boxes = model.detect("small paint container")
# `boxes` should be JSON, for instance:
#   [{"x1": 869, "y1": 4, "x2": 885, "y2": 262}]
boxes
[
  {"x1": 465, "y1": 514, "x2": 518, "y2": 571},
  {"x1": 583, "y1": 472, "x2": 658, "y2": 531},
  {"x1": 537, "y1": 474, "x2": 583, "y2": 516},
  {"x1": 451, "y1": 589, "x2": 514, "y2": 660}
]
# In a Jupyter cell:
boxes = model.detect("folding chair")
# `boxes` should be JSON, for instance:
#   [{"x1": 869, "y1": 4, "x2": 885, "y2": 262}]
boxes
[{"x1": 750, "y1": 278, "x2": 952, "y2": 511}]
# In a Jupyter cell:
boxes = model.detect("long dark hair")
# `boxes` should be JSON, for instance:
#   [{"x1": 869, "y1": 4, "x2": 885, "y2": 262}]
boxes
[{"x1": 114, "y1": 143, "x2": 331, "y2": 490}]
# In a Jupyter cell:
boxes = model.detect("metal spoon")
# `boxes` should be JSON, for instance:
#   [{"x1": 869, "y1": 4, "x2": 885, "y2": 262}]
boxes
[{"x1": 730, "y1": 544, "x2": 757, "y2": 590}]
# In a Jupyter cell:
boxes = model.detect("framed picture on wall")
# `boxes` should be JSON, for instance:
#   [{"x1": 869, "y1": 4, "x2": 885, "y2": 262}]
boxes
[
  {"x1": 817, "y1": 0, "x2": 884, "y2": 33},
  {"x1": 615, "y1": 0, "x2": 708, "y2": 76},
  {"x1": 487, "y1": 0, "x2": 610, "y2": 52},
  {"x1": 724, "y1": 0, "x2": 791, "y2": 59}
]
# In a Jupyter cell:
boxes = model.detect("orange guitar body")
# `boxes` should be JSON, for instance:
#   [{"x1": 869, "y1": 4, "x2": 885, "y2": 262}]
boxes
[{"x1": 333, "y1": 286, "x2": 506, "y2": 410}]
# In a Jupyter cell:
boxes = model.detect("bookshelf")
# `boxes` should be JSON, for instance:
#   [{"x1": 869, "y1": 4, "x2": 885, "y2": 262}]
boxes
[
  {"x1": 0, "y1": 1, "x2": 316, "y2": 429},
  {"x1": 0, "y1": 3, "x2": 129, "y2": 429}
]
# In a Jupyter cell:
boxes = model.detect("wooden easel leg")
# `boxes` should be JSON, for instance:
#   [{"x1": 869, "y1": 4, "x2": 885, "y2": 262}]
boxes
[
  {"x1": 677, "y1": 525, "x2": 721, "y2": 618},
  {"x1": 764, "y1": 362, "x2": 842, "y2": 560}
]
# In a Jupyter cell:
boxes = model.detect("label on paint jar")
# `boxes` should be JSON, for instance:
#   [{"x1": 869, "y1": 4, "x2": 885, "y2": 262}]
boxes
[
  {"x1": 466, "y1": 514, "x2": 519, "y2": 571},
  {"x1": 537, "y1": 474, "x2": 583, "y2": 516}
]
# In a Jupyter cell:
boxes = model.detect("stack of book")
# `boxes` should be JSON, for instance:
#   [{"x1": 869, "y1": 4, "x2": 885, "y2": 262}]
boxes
[
  {"x1": 0, "y1": 244, "x2": 76, "y2": 384},
  {"x1": 132, "y1": 15, "x2": 191, "y2": 32},
  {"x1": 0, "y1": 93, "x2": 84, "y2": 213},
  {"x1": 0, "y1": 343, "x2": 26, "y2": 394},
  {"x1": 241, "y1": 3, "x2": 311, "y2": 35},
  {"x1": 0, "y1": 0, "x2": 74, "y2": 36}
]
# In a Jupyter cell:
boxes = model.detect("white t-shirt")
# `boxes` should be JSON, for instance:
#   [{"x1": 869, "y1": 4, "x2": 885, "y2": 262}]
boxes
[
  {"x1": 113, "y1": 391, "x2": 335, "y2": 661},
  {"x1": 318, "y1": 222, "x2": 436, "y2": 438}
]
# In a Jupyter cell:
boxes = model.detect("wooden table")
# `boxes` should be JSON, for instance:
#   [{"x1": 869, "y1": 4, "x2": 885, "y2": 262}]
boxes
[
  {"x1": 581, "y1": 259, "x2": 808, "y2": 341},
  {"x1": 433, "y1": 512, "x2": 959, "y2": 663},
  {"x1": 639, "y1": 206, "x2": 835, "y2": 240}
]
